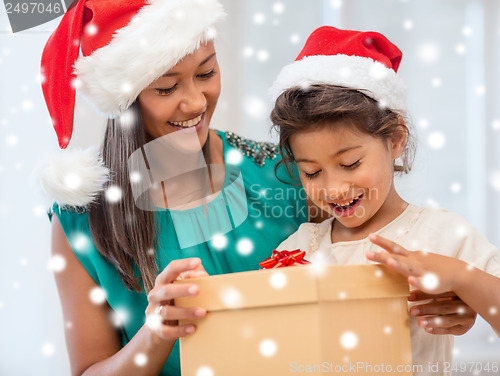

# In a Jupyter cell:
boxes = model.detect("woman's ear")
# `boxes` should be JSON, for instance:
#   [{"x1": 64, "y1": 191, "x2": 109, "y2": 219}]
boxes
[{"x1": 390, "y1": 123, "x2": 408, "y2": 159}]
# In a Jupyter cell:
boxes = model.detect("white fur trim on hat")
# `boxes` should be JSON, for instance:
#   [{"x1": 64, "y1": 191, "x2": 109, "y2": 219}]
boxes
[
  {"x1": 38, "y1": 148, "x2": 109, "y2": 207},
  {"x1": 74, "y1": 0, "x2": 226, "y2": 116},
  {"x1": 270, "y1": 54, "x2": 407, "y2": 113}
]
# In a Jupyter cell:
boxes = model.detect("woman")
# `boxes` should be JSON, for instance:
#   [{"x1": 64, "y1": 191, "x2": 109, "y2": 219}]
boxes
[
  {"x1": 40, "y1": 1, "x2": 475, "y2": 375},
  {"x1": 41, "y1": 1, "x2": 308, "y2": 375}
]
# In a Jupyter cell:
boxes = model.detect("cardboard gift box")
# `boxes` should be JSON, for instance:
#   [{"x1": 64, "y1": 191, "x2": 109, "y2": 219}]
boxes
[{"x1": 175, "y1": 264, "x2": 412, "y2": 376}]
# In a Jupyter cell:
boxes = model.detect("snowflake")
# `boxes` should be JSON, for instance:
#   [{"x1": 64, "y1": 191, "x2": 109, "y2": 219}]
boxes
[
  {"x1": 330, "y1": 0, "x2": 342, "y2": 9},
  {"x1": 145, "y1": 312, "x2": 162, "y2": 331},
  {"x1": 450, "y1": 182, "x2": 462, "y2": 193},
  {"x1": 259, "y1": 339, "x2": 277, "y2": 357},
  {"x1": 338, "y1": 291, "x2": 347, "y2": 300},
  {"x1": 489, "y1": 306, "x2": 498, "y2": 316},
  {"x1": 112, "y1": 308, "x2": 129, "y2": 327},
  {"x1": 89, "y1": 287, "x2": 106, "y2": 305},
  {"x1": 64, "y1": 172, "x2": 82, "y2": 189},
  {"x1": 129, "y1": 171, "x2": 142, "y2": 183},
  {"x1": 369, "y1": 63, "x2": 388, "y2": 80},
  {"x1": 226, "y1": 149, "x2": 243, "y2": 165},
  {"x1": 71, "y1": 78, "x2": 82, "y2": 90},
  {"x1": 431, "y1": 77, "x2": 442, "y2": 88},
  {"x1": 475, "y1": 85, "x2": 486, "y2": 95},
  {"x1": 70, "y1": 232, "x2": 90, "y2": 253},
  {"x1": 253, "y1": 13, "x2": 265, "y2": 25},
  {"x1": 236, "y1": 238, "x2": 254, "y2": 256},
  {"x1": 244, "y1": 96, "x2": 266, "y2": 120},
  {"x1": 196, "y1": 366, "x2": 214, "y2": 376},
  {"x1": 134, "y1": 353, "x2": 148, "y2": 367},
  {"x1": 121, "y1": 82, "x2": 133, "y2": 94},
  {"x1": 427, "y1": 131, "x2": 446, "y2": 150},
  {"x1": 403, "y1": 20, "x2": 414, "y2": 30},
  {"x1": 455, "y1": 43, "x2": 466, "y2": 55},
  {"x1": 421, "y1": 272, "x2": 439, "y2": 291},
  {"x1": 22, "y1": 100, "x2": 33, "y2": 111},
  {"x1": 85, "y1": 23, "x2": 98, "y2": 36},
  {"x1": 41, "y1": 342, "x2": 55, "y2": 357},
  {"x1": 269, "y1": 271, "x2": 287, "y2": 289},
  {"x1": 383, "y1": 326, "x2": 392, "y2": 334},
  {"x1": 33, "y1": 205, "x2": 46, "y2": 217},
  {"x1": 417, "y1": 42, "x2": 441, "y2": 64},
  {"x1": 340, "y1": 331, "x2": 358, "y2": 350},
  {"x1": 6, "y1": 134, "x2": 18, "y2": 146},
  {"x1": 272, "y1": 2, "x2": 285, "y2": 14},
  {"x1": 462, "y1": 26, "x2": 473, "y2": 37},
  {"x1": 243, "y1": 46, "x2": 254, "y2": 58},
  {"x1": 105, "y1": 185, "x2": 123, "y2": 203},
  {"x1": 211, "y1": 233, "x2": 228, "y2": 250},
  {"x1": 290, "y1": 33, "x2": 300, "y2": 44},
  {"x1": 257, "y1": 50, "x2": 269, "y2": 62},
  {"x1": 492, "y1": 119, "x2": 500, "y2": 130},
  {"x1": 488, "y1": 170, "x2": 500, "y2": 191},
  {"x1": 417, "y1": 118, "x2": 430, "y2": 130},
  {"x1": 48, "y1": 254, "x2": 67, "y2": 273},
  {"x1": 20, "y1": 257, "x2": 28, "y2": 266},
  {"x1": 220, "y1": 286, "x2": 244, "y2": 308},
  {"x1": 119, "y1": 109, "x2": 136, "y2": 129}
]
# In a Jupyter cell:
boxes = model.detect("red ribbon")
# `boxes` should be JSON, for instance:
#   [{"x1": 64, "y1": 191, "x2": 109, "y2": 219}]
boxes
[{"x1": 259, "y1": 249, "x2": 311, "y2": 269}]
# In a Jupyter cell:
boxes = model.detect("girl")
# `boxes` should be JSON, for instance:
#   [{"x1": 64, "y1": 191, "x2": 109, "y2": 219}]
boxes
[
  {"x1": 269, "y1": 26, "x2": 500, "y2": 375},
  {"x1": 41, "y1": 1, "x2": 310, "y2": 375}
]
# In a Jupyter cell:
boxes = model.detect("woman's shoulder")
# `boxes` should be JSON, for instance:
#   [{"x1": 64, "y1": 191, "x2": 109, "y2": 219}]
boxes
[{"x1": 218, "y1": 129, "x2": 279, "y2": 167}]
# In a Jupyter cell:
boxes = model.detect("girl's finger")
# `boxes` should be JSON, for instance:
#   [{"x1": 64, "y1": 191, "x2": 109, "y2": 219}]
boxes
[
  {"x1": 408, "y1": 289, "x2": 459, "y2": 301},
  {"x1": 366, "y1": 250, "x2": 418, "y2": 278},
  {"x1": 368, "y1": 234, "x2": 409, "y2": 256},
  {"x1": 155, "y1": 258, "x2": 202, "y2": 285}
]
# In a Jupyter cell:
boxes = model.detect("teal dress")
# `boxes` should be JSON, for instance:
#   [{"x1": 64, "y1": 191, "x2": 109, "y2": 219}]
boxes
[{"x1": 49, "y1": 130, "x2": 307, "y2": 375}]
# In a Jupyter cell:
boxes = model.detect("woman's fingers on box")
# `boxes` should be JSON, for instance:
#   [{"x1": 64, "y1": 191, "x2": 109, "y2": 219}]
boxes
[
  {"x1": 155, "y1": 258, "x2": 202, "y2": 285},
  {"x1": 147, "y1": 283, "x2": 199, "y2": 305}
]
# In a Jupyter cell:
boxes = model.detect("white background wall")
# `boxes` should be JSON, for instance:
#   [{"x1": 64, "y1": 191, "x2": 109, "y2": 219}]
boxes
[{"x1": 1, "y1": 0, "x2": 499, "y2": 375}]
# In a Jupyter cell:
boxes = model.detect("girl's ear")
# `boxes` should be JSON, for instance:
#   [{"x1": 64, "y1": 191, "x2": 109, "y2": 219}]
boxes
[{"x1": 390, "y1": 123, "x2": 408, "y2": 159}]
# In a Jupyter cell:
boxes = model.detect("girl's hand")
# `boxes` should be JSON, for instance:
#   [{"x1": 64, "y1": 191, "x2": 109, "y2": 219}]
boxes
[
  {"x1": 366, "y1": 234, "x2": 477, "y2": 335},
  {"x1": 145, "y1": 258, "x2": 208, "y2": 341}
]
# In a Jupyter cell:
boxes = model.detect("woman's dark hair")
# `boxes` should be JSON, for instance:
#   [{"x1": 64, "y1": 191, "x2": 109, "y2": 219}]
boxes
[
  {"x1": 88, "y1": 101, "x2": 211, "y2": 292},
  {"x1": 270, "y1": 85, "x2": 415, "y2": 182}
]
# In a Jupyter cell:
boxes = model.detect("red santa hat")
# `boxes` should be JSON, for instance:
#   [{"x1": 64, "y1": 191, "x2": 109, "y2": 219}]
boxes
[
  {"x1": 39, "y1": 0, "x2": 226, "y2": 207},
  {"x1": 270, "y1": 26, "x2": 407, "y2": 113}
]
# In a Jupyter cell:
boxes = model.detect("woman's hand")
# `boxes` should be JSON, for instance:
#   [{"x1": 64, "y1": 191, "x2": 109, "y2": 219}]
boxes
[
  {"x1": 366, "y1": 234, "x2": 477, "y2": 335},
  {"x1": 145, "y1": 258, "x2": 208, "y2": 341}
]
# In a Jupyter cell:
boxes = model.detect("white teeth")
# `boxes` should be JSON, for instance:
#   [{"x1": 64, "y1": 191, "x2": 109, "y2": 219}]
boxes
[
  {"x1": 334, "y1": 195, "x2": 361, "y2": 207},
  {"x1": 170, "y1": 114, "x2": 203, "y2": 128}
]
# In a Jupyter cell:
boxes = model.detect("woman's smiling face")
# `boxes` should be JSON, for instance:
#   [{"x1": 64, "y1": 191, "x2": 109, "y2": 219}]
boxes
[
  {"x1": 290, "y1": 123, "x2": 405, "y2": 232},
  {"x1": 137, "y1": 42, "x2": 221, "y2": 147}
]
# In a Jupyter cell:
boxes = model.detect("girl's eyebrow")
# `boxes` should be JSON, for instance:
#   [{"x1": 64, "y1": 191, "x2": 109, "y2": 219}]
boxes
[
  {"x1": 161, "y1": 53, "x2": 217, "y2": 78},
  {"x1": 296, "y1": 145, "x2": 362, "y2": 163}
]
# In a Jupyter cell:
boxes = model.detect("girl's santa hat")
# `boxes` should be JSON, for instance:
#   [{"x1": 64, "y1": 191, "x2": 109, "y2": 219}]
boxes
[
  {"x1": 270, "y1": 26, "x2": 407, "y2": 114},
  {"x1": 39, "y1": 0, "x2": 226, "y2": 207}
]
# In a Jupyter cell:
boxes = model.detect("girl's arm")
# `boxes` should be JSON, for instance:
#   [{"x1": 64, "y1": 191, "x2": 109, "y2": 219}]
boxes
[
  {"x1": 366, "y1": 234, "x2": 500, "y2": 334},
  {"x1": 52, "y1": 216, "x2": 206, "y2": 376}
]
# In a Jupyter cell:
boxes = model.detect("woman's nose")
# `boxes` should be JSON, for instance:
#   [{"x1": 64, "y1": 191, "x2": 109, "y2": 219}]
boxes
[{"x1": 179, "y1": 82, "x2": 206, "y2": 114}]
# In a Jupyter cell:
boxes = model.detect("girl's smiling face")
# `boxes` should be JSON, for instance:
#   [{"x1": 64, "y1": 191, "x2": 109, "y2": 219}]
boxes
[
  {"x1": 290, "y1": 123, "x2": 406, "y2": 234},
  {"x1": 137, "y1": 42, "x2": 221, "y2": 147}
]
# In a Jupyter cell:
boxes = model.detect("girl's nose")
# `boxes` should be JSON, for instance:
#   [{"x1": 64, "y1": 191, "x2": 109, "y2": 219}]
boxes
[{"x1": 324, "y1": 180, "x2": 351, "y2": 202}]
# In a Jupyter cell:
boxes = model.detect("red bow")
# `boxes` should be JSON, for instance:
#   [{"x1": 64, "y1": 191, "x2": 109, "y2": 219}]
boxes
[{"x1": 259, "y1": 249, "x2": 311, "y2": 269}]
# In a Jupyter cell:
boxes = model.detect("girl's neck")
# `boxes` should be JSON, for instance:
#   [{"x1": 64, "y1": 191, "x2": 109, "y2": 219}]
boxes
[{"x1": 331, "y1": 190, "x2": 408, "y2": 243}]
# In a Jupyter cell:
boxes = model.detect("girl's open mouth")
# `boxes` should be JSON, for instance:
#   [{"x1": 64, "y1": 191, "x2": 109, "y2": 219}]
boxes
[{"x1": 329, "y1": 194, "x2": 363, "y2": 217}]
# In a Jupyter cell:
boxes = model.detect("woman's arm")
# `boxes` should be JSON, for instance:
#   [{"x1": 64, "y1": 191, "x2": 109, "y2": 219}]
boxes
[
  {"x1": 52, "y1": 215, "x2": 205, "y2": 376},
  {"x1": 366, "y1": 234, "x2": 500, "y2": 334}
]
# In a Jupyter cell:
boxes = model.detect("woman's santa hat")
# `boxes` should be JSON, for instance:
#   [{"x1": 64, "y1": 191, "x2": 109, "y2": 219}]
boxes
[
  {"x1": 39, "y1": 0, "x2": 226, "y2": 207},
  {"x1": 270, "y1": 26, "x2": 407, "y2": 114}
]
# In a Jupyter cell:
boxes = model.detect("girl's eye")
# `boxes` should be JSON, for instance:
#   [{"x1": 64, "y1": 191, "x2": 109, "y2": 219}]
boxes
[
  {"x1": 156, "y1": 85, "x2": 176, "y2": 96},
  {"x1": 304, "y1": 170, "x2": 320, "y2": 180},
  {"x1": 342, "y1": 160, "x2": 361, "y2": 169},
  {"x1": 198, "y1": 69, "x2": 216, "y2": 79}
]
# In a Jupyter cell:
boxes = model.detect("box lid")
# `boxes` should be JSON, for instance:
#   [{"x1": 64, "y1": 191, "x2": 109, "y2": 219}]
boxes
[{"x1": 175, "y1": 264, "x2": 408, "y2": 312}]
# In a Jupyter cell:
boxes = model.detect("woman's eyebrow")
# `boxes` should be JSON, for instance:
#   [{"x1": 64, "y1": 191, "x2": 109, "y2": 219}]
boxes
[{"x1": 161, "y1": 53, "x2": 216, "y2": 77}]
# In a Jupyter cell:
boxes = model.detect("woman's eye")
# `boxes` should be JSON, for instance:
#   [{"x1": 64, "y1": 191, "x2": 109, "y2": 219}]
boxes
[
  {"x1": 156, "y1": 85, "x2": 176, "y2": 96},
  {"x1": 342, "y1": 160, "x2": 361, "y2": 169},
  {"x1": 304, "y1": 171, "x2": 320, "y2": 179},
  {"x1": 198, "y1": 69, "x2": 216, "y2": 79}
]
